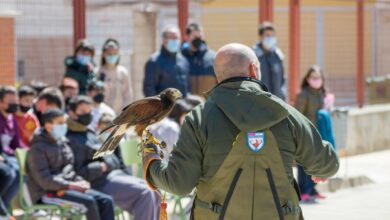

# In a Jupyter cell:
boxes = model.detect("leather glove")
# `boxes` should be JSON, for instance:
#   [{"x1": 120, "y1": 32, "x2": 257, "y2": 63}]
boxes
[{"x1": 141, "y1": 130, "x2": 166, "y2": 190}]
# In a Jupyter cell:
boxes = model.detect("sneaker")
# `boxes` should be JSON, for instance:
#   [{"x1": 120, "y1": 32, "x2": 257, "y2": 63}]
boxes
[
  {"x1": 301, "y1": 194, "x2": 311, "y2": 201},
  {"x1": 300, "y1": 194, "x2": 317, "y2": 204}
]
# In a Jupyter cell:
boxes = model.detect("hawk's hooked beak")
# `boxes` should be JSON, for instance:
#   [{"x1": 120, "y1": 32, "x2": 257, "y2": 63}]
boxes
[{"x1": 172, "y1": 90, "x2": 183, "y2": 100}]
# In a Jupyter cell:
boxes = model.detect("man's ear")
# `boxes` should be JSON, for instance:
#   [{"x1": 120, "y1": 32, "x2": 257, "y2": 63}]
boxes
[{"x1": 248, "y1": 63, "x2": 259, "y2": 80}]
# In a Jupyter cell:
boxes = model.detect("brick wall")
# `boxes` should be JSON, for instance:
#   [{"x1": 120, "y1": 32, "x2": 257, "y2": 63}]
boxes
[{"x1": 0, "y1": 17, "x2": 16, "y2": 85}]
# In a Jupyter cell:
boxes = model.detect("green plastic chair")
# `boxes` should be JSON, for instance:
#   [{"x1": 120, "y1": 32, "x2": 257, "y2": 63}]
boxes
[
  {"x1": 120, "y1": 139, "x2": 143, "y2": 178},
  {"x1": 15, "y1": 148, "x2": 84, "y2": 220}
]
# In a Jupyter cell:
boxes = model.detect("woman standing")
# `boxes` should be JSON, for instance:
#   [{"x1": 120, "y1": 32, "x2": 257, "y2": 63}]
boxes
[
  {"x1": 295, "y1": 65, "x2": 335, "y2": 202},
  {"x1": 98, "y1": 39, "x2": 133, "y2": 113}
]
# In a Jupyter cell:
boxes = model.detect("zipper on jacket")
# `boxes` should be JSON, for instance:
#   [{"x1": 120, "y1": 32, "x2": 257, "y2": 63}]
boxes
[
  {"x1": 266, "y1": 168, "x2": 285, "y2": 220},
  {"x1": 219, "y1": 168, "x2": 243, "y2": 220}
]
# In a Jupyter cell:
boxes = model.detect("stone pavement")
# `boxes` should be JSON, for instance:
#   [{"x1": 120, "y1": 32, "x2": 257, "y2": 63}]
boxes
[{"x1": 301, "y1": 149, "x2": 390, "y2": 220}]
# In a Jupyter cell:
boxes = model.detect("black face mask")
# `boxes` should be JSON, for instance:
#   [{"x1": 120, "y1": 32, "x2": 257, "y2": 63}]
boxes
[
  {"x1": 19, "y1": 104, "x2": 31, "y2": 113},
  {"x1": 77, "y1": 113, "x2": 93, "y2": 126},
  {"x1": 6, "y1": 103, "x2": 18, "y2": 114},
  {"x1": 191, "y1": 37, "x2": 203, "y2": 50},
  {"x1": 93, "y1": 93, "x2": 105, "y2": 103}
]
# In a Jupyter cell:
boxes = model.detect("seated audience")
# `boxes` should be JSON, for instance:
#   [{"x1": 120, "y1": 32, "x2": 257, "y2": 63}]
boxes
[
  {"x1": 86, "y1": 80, "x2": 115, "y2": 131},
  {"x1": 66, "y1": 96, "x2": 160, "y2": 220},
  {"x1": 14, "y1": 85, "x2": 40, "y2": 147},
  {"x1": 26, "y1": 109, "x2": 115, "y2": 220}
]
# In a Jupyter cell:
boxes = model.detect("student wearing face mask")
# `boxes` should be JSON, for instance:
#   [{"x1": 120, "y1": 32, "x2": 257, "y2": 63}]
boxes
[
  {"x1": 14, "y1": 85, "x2": 40, "y2": 147},
  {"x1": 86, "y1": 80, "x2": 115, "y2": 131},
  {"x1": 253, "y1": 22, "x2": 286, "y2": 100},
  {"x1": 64, "y1": 39, "x2": 96, "y2": 94},
  {"x1": 0, "y1": 86, "x2": 21, "y2": 218},
  {"x1": 181, "y1": 23, "x2": 217, "y2": 96},
  {"x1": 0, "y1": 86, "x2": 27, "y2": 156},
  {"x1": 143, "y1": 26, "x2": 190, "y2": 97},
  {"x1": 295, "y1": 65, "x2": 336, "y2": 203},
  {"x1": 26, "y1": 109, "x2": 115, "y2": 220},
  {"x1": 66, "y1": 96, "x2": 161, "y2": 220},
  {"x1": 98, "y1": 39, "x2": 133, "y2": 113}
]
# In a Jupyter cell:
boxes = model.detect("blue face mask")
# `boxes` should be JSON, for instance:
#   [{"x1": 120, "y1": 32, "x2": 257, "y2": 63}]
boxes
[
  {"x1": 51, "y1": 123, "x2": 68, "y2": 140},
  {"x1": 105, "y1": 55, "x2": 119, "y2": 65},
  {"x1": 76, "y1": 55, "x2": 92, "y2": 66},
  {"x1": 262, "y1": 37, "x2": 277, "y2": 50},
  {"x1": 166, "y1": 39, "x2": 181, "y2": 53}
]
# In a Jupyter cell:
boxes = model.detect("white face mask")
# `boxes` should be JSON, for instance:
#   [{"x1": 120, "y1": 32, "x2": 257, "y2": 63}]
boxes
[
  {"x1": 166, "y1": 39, "x2": 181, "y2": 53},
  {"x1": 262, "y1": 37, "x2": 277, "y2": 50},
  {"x1": 51, "y1": 123, "x2": 68, "y2": 140}
]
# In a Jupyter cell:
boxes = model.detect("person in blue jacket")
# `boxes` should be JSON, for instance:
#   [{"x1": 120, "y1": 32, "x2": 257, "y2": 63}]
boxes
[{"x1": 143, "y1": 26, "x2": 190, "y2": 97}]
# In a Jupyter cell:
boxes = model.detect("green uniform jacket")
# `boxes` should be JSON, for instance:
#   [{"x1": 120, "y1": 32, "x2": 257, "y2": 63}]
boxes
[
  {"x1": 294, "y1": 87, "x2": 325, "y2": 125},
  {"x1": 147, "y1": 78, "x2": 339, "y2": 196}
]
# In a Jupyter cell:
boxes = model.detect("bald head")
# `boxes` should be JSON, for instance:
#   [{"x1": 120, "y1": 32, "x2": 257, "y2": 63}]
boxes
[{"x1": 214, "y1": 43, "x2": 261, "y2": 82}]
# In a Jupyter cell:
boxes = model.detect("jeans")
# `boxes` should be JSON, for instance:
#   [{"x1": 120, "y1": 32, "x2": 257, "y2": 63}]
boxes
[
  {"x1": 52, "y1": 189, "x2": 115, "y2": 220},
  {"x1": 297, "y1": 166, "x2": 318, "y2": 196},
  {"x1": 0, "y1": 160, "x2": 20, "y2": 215}
]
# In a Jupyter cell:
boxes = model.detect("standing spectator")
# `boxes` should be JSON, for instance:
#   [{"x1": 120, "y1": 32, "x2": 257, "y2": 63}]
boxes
[
  {"x1": 253, "y1": 22, "x2": 286, "y2": 100},
  {"x1": 0, "y1": 86, "x2": 21, "y2": 217},
  {"x1": 60, "y1": 77, "x2": 80, "y2": 107},
  {"x1": 295, "y1": 65, "x2": 333, "y2": 202},
  {"x1": 32, "y1": 87, "x2": 64, "y2": 126},
  {"x1": 182, "y1": 23, "x2": 217, "y2": 96},
  {"x1": 143, "y1": 26, "x2": 190, "y2": 97},
  {"x1": 27, "y1": 109, "x2": 115, "y2": 220},
  {"x1": 64, "y1": 39, "x2": 96, "y2": 94},
  {"x1": 86, "y1": 80, "x2": 116, "y2": 131},
  {"x1": 14, "y1": 85, "x2": 40, "y2": 147},
  {"x1": 98, "y1": 39, "x2": 133, "y2": 113},
  {"x1": 66, "y1": 96, "x2": 160, "y2": 220}
]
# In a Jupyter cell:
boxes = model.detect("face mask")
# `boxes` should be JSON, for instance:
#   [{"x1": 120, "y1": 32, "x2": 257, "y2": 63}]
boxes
[
  {"x1": 308, "y1": 78, "x2": 323, "y2": 89},
  {"x1": 166, "y1": 39, "x2": 181, "y2": 53},
  {"x1": 6, "y1": 103, "x2": 18, "y2": 114},
  {"x1": 19, "y1": 104, "x2": 31, "y2": 113},
  {"x1": 76, "y1": 55, "x2": 92, "y2": 66},
  {"x1": 51, "y1": 123, "x2": 68, "y2": 140},
  {"x1": 93, "y1": 93, "x2": 105, "y2": 103},
  {"x1": 105, "y1": 55, "x2": 119, "y2": 65},
  {"x1": 191, "y1": 37, "x2": 203, "y2": 50},
  {"x1": 77, "y1": 113, "x2": 93, "y2": 126},
  {"x1": 262, "y1": 37, "x2": 277, "y2": 50}
]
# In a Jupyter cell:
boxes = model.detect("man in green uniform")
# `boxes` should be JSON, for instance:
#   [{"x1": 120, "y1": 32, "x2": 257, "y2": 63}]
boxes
[{"x1": 142, "y1": 43, "x2": 339, "y2": 220}]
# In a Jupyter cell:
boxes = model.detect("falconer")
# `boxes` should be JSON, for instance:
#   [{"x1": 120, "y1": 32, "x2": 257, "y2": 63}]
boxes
[{"x1": 142, "y1": 43, "x2": 339, "y2": 220}]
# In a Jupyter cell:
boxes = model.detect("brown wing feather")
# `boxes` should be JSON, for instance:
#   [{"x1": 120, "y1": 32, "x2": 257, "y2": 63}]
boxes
[{"x1": 113, "y1": 98, "x2": 164, "y2": 126}]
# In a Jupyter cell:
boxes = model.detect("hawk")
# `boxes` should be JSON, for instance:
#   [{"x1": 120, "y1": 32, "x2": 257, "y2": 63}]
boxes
[{"x1": 93, "y1": 88, "x2": 182, "y2": 159}]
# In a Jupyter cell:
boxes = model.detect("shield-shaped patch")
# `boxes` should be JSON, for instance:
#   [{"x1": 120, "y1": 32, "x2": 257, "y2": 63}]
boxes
[{"x1": 246, "y1": 132, "x2": 265, "y2": 153}]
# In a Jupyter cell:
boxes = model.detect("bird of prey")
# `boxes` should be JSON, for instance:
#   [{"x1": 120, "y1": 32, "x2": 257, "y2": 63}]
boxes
[{"x1": 93, "y1": 88, "x2": 182, "y2": 159}]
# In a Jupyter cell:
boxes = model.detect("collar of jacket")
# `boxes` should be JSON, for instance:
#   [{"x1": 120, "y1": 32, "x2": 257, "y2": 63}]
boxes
[
  {"x1": 34, "y1": 128, "x2": 68, "y2": 145},
  {"x1": 66, "y1": 117, "x2": 88, "y2": 132},
  {"x1": 304, "y1": 86, "x2": 325, "y2": 96},
  {"x1": 160, "y1": 46, "x2": 178, "y2": 59},
  {"x1": 205, "y1": 77, "x2": 269, "y2": 97}
]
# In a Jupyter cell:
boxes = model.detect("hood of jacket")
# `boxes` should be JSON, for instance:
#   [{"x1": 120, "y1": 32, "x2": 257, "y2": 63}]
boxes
[{"x1": 208, "y1": 77, "x2": 289, "y2": 131}]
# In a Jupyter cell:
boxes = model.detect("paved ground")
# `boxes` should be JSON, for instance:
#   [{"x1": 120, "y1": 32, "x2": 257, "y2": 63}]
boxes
[{"x1": 301, "y1": 149, "x2": 390, "y2": 220}]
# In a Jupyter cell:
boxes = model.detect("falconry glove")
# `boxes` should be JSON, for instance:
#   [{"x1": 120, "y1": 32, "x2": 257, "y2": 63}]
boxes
[{"x1": 141, "y1": 130, "x2": 166, "y2": 190}]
